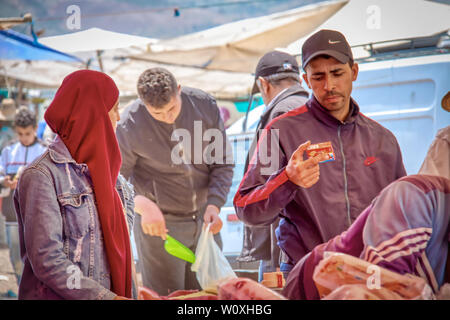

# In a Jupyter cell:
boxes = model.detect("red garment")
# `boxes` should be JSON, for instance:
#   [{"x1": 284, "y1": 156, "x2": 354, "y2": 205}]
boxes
[{"x1": 44, "y1": 70, "x2": 132, "y2": 298}]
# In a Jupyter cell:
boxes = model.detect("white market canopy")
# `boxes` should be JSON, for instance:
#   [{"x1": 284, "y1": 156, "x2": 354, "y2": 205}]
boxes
[
  {"x1": 3, "y1": 26, "x2": 254, "y2": 98},
  {"x1": 39, "y1": 27, "x2": 157, "y2": 52},
  {"x1": 284, "y1": 0, "x2": 450, "y2": 58},
  {"x1": 129, "y1": 0, "x2": 348, "y2": 73},
  {"x1": 0, "y1": 58, "x2": 254, "y2": 100},
  {"x1": 0, "y1": 59, "x2": 82, "y2": 89},
  {"x1": 107, "y1": 59, "x2": 254, "y2": 100},
  {"x1": 0, "y1": 35, "x2": 253, "y2": 99},
  {"x1": 1, "y1": 2, "x2": 347, "y2": 99}
]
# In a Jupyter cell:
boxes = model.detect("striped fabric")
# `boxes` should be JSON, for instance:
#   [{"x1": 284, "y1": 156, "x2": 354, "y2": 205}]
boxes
[
  {"x1": 361, "y1": 175, "x2": 449, "y2": 293},
  {"x1": 364, "y1": 228, "x2": 432, "y2": 264},
  {"x1": 282, "y1": 175, "x2": 449, "y2": 300}
]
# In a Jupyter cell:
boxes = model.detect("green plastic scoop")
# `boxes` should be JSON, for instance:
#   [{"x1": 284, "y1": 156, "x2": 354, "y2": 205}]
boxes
[{"x1": 164, "y1": 235, "x2": 196, "y2": 264}]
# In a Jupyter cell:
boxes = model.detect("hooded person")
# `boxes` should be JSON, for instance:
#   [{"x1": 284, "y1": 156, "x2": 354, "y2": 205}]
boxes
[
  {"x1": 283, "y1": 174, "x2": 450, "y2": 300},
  {"x1": 14, "y1": 70, "x2": 135, "y2": 299}
]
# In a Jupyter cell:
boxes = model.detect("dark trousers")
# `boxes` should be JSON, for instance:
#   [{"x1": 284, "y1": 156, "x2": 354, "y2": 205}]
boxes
[{"x1": 133, "y1": 212, "x2": 222, "y2": 296}]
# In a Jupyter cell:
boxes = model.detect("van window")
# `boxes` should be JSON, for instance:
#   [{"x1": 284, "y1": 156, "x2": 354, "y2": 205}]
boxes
[
  {"x1": 352, "y1": 54, "x2": 449, "y2": 174},
  {"x1": 224, "y1": 135, "x2": 254, "y2": 208}
]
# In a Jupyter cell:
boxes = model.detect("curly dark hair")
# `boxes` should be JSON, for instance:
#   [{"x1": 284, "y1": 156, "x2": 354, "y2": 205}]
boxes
[
  {"x1": 137, "y1": 68, "x2": 178, "y2": 108},
  {"x1": 14, "y1": 106, "x2": 37, "y2": 128}
]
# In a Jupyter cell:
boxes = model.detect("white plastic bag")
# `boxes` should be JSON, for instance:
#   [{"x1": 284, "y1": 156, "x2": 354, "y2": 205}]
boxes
[{"x1": 191, "y1": 223, "x2": 236, "y2": 290}]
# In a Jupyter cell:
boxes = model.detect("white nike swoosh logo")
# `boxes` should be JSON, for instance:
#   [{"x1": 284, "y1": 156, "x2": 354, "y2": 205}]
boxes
[{"x1": 328, "y1": 40, "x2": 341, "y2": 44}]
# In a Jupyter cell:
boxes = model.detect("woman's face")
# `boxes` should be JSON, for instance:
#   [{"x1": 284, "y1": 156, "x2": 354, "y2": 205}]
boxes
[{"x1": 108, "y1": 99, "x2": 120, "y2": 130}]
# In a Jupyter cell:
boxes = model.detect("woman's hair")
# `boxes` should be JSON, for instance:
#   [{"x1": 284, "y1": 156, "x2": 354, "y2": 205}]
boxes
[
  {"x1": 137, "y1": 68, "x2": 178, "y2": 108},
  {"x1": 14, "y1": 106, "x2": 36, "y2": 128}
]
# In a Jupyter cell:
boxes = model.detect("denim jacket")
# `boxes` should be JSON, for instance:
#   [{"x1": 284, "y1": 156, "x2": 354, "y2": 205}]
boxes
[{"x1": 14, "y1": 136, "x2": 135, "y2": 300}]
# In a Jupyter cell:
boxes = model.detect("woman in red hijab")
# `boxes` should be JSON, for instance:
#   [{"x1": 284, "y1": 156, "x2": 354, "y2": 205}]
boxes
[{"x1": 14, "y1": 70, "x2": 134, "y2": 299}]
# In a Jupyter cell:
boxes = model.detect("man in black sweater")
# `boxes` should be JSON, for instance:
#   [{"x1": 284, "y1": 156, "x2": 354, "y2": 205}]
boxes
[{"x1": 116, "y1": 68, "x2": 234, "y2": 295}]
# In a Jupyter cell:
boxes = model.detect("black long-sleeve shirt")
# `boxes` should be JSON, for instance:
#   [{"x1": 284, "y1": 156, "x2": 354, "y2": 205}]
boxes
[{"x1": 116, "y1": 87, "x2": 234, "y2": 215}]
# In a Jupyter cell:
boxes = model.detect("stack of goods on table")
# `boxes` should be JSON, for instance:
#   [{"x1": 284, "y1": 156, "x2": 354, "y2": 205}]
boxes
[
  {"x1": 261, "y1": 270, "x2": 286, "y2": 291},
  {"x1": 138, "y1": 277, "x2": 287, "y2": 300},
  {"x1": 313, "y1": 252, "x2": 435, "y2": 300}
]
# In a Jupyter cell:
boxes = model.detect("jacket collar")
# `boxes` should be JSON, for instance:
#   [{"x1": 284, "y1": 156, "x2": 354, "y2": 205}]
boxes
[
  {"x1": 307, "y1": 95, "x2": 360, "y2": 128},
  {"x1": 48, "y1": 136, "x2": 122, "y2": 187},
  {"x1": 263, "y1": 83, "x2": 308, "y2": 116},
  {"x1": 48, "y1": 135, "x2": 83, "y2": 166}
]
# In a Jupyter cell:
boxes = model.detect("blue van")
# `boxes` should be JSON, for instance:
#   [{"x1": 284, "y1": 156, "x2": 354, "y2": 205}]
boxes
[{"x1": 219, "y1": 40, "x2": 450, "y2": 260}]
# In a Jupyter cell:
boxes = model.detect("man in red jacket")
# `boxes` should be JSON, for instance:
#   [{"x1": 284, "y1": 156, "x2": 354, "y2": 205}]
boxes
[{"x1": 234, "y1": 29, "x2": 406, "y2": 278}]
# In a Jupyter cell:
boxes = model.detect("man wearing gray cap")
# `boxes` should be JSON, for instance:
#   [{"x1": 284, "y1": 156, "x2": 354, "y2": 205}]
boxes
[
  {"x1": 238, "y1": 50, "x2": 309, "y2": 281},
  {"x1": 234, "y1": 30, "x2": 406, "y2": 278}
]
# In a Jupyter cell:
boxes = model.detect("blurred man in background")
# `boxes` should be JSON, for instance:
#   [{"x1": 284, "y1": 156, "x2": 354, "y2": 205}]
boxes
[
  {"x1": 0, "y1": 106, "x2": 47, "y2": 279},
  {"x1": 238, "y1": 50, "x2": 309, "y2": 281}
]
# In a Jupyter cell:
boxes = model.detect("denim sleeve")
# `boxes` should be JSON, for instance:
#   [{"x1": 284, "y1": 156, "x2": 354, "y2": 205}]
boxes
[
  {"x1": 125, "y1": 181, "x2": 135, "y2": 231},
  {"x1": 16, "y1": 167, "x2": 116, "y2": 300},
  {"x1": 117, "y1": 174, "x2": 135, "y2": 233}
]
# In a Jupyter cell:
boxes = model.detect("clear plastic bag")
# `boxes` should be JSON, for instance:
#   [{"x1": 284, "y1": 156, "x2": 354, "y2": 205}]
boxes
[{"x1": 191, "y1": 223, "x2": 236, "y2": 290}]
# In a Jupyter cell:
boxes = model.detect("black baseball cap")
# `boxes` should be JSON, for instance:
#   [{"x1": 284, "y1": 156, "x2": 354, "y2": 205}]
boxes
[
  {"x1": 301, "y1": 29, "x2": 353, "y2": 70},
  {"x1": 251, "y1": 50, "x2": 300, "y2": 94}
]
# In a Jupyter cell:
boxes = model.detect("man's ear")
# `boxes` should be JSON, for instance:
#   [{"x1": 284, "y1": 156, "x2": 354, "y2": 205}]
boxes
[
  {"x1": 177, "y1": 84, "x2": 181, "y2": 95},
  {"x1": 351, "y1": 63, "x2": 359, "y2": 82},
  {"x1": 302, "y1": 73, "x2": 311, "y2": 89},
  {"x1": 259, "y1": 76, "x2": 269, "y2": 94}
]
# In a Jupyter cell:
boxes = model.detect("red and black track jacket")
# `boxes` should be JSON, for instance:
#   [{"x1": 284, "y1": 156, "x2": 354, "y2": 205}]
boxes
[{"x1": 234, "y1": 95, "x2": 407, "y2": 267}]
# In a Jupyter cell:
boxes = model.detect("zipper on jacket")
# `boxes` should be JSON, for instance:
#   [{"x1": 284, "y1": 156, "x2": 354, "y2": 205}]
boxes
[
  {"x1": 23, "y1": 137, "x2": 38, "y2": 165},
  {"x1": 337, "y1": 125, "x2": 352, "y2": 227},
  {"x1": 24, "y1": 145, "x2": 29, "y2": 164}
]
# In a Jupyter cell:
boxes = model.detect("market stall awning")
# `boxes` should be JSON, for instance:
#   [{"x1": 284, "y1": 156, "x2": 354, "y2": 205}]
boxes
[
  {"x1": 39, "y1": 27, "x2": 157, "y2": 72},
  {"x1": 0, "y1": 59, "x2": 82, "y2": 89},
  {"x1": 284, "y1": 0, "x2": 450, "y2": 58},
  {"x1": 39, "y1": 27, "x2": 157, "y2": 53},
  {"x1": 128, "y1": 0, "x2": 347, "y2": 73},
  {"x1": 0, "y1": 56, "x2": 253, "y2": 100},
  {"x1": 107, "y1": 59, "x2": 254, "y2": 100},
  {"x1": 0, "y1": 29, "x2": 82, "y2": 62}
]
